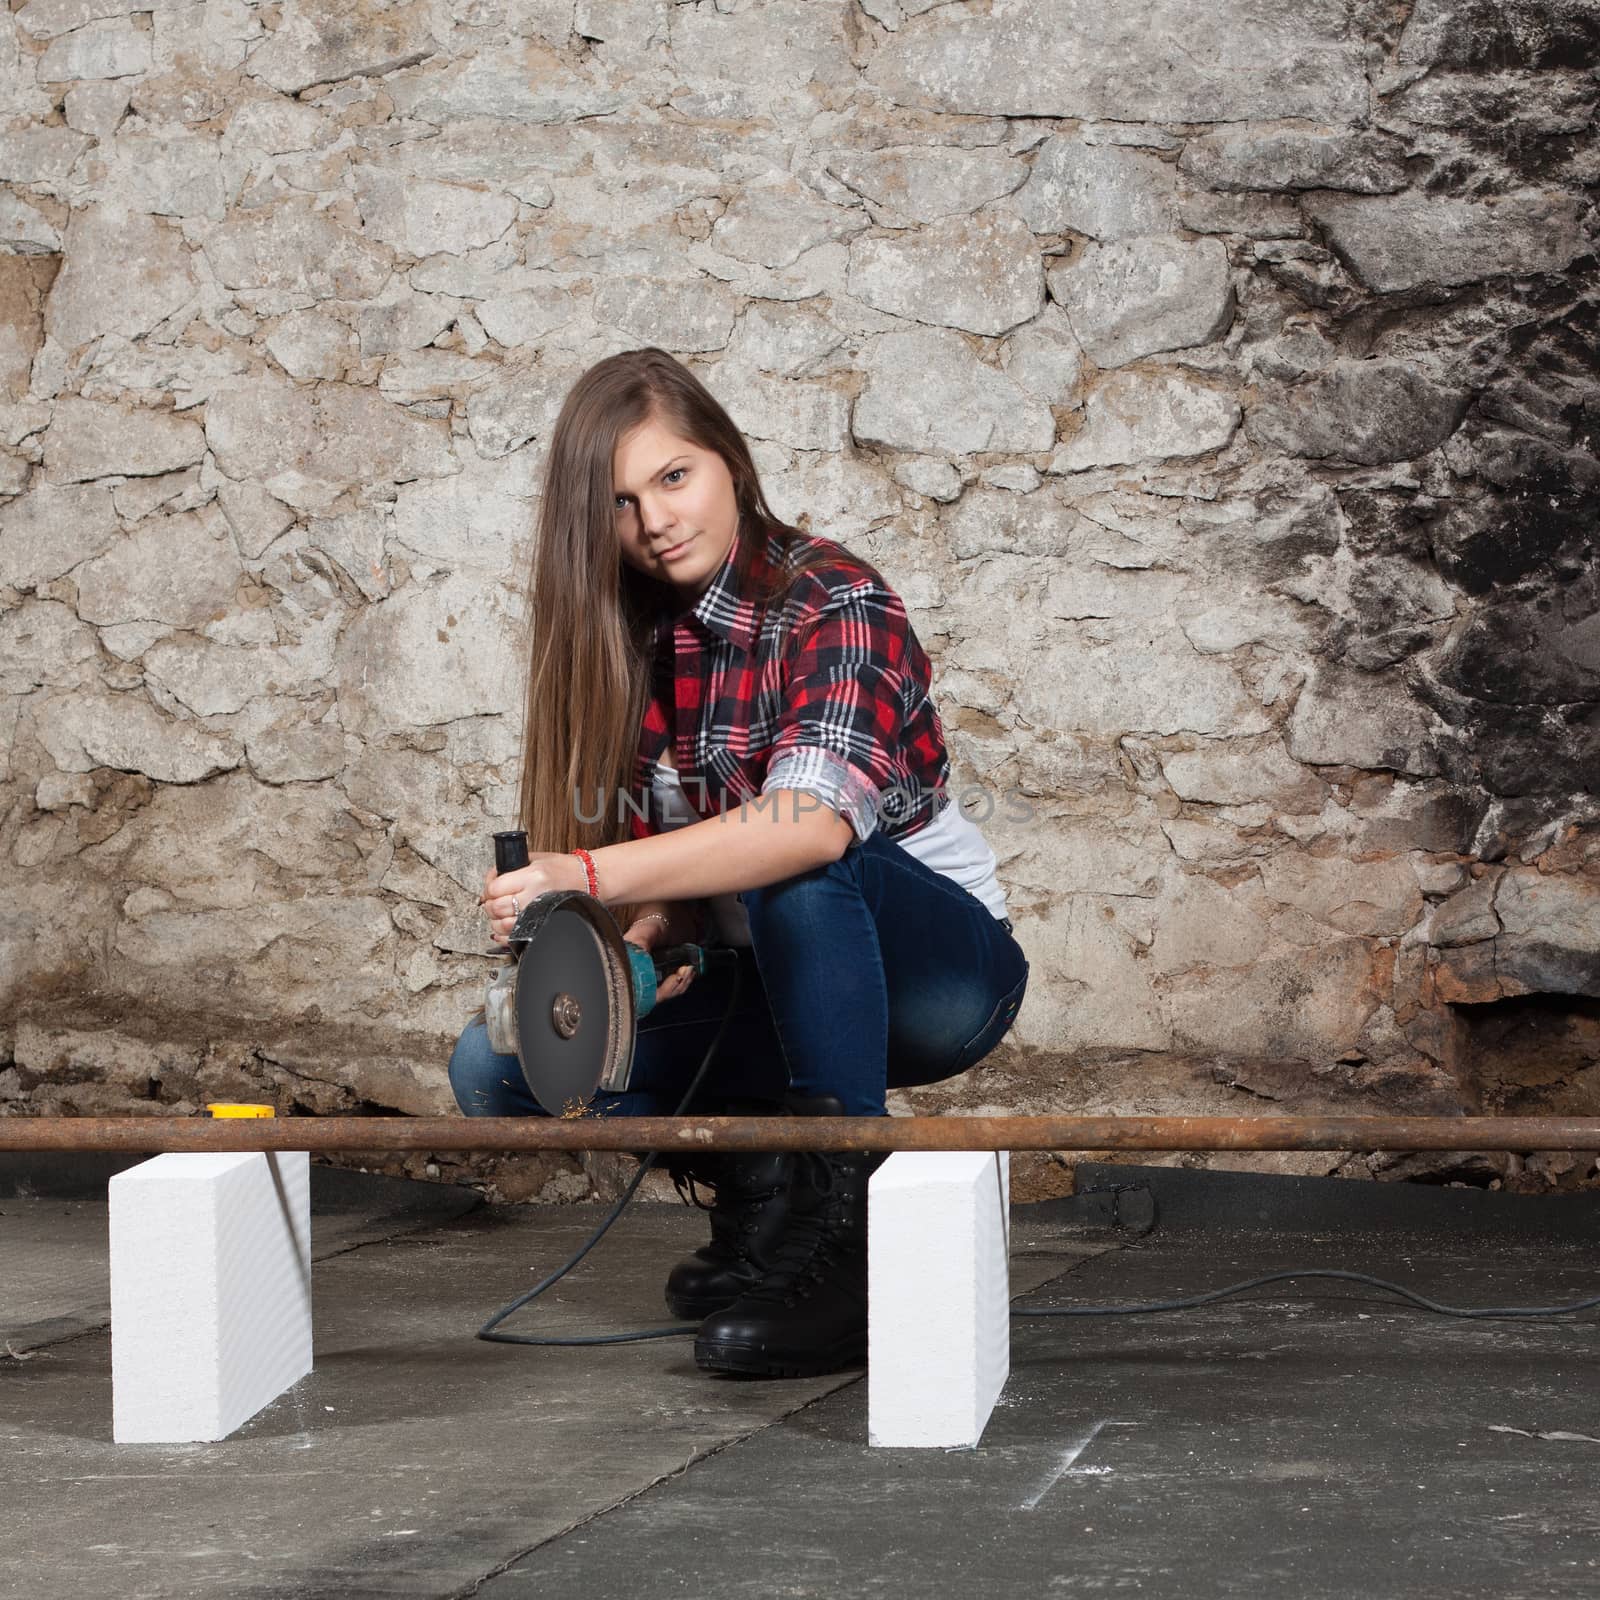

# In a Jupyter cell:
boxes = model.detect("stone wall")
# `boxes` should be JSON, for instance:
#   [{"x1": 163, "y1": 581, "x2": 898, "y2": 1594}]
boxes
[{"x1": 2, "y1": 0, "x2": 1597, "y2": 1199}]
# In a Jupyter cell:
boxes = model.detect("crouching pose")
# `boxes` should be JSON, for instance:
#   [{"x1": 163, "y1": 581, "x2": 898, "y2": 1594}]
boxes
[{"x1": 448, "y1": 347, "x2": 1029, "y2": 1378}]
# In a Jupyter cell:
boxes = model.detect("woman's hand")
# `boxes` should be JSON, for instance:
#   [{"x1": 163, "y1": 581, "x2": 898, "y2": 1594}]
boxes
[
  {"x1": 479, "y1": 854, "x2": 588, "y2": 946},
  {"x1": 623, "y1": 909, "x2": 697, "y2": 1004}
]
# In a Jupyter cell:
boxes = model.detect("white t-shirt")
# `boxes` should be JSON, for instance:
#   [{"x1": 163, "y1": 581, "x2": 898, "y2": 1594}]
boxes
[{"x1": 649, "y1": 761, "x2": 1009, "y2": 948}]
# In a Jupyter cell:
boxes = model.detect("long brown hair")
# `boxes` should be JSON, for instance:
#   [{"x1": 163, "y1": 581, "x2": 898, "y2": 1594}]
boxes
[{"x1": 515, "y1": 347, "x2": 859, "y2": 928}]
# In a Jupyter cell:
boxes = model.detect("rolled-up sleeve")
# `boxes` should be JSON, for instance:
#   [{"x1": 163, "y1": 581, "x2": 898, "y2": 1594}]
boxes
[{"x1": 761, "y1": 581, "x2": 910, "y2": 843}]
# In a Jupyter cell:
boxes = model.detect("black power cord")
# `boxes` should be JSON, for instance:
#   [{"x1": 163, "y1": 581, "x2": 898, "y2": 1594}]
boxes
[
  {"x1": 1015, "y1": 1187, "x2": 1600, "y2": 1322},
  {"x1": 1015, "y1": 1270, "x2": 1600, "y2": 1322},
  {"x1": 476, "y1": 948, "x2": 745, "y2": 1348}
]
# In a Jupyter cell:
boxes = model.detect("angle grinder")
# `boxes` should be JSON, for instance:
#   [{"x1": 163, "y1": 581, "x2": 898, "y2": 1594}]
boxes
[{"x1": 481, "y1": 829, "x2": 721, "y2": 1113}]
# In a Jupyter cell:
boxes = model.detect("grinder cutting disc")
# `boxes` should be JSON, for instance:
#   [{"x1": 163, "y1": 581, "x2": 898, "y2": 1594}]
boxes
[{"x1": 506, "y1": 890, "x2": 635, "y2": 1112}]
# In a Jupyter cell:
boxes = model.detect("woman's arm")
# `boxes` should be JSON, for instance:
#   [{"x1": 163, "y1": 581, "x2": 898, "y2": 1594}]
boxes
[
  {"x1": 593, "y1": 789, "x2": 853, "y2": 907},
  {"x1": 480, "y1": 790, "x2": 852, "y2": 943}
]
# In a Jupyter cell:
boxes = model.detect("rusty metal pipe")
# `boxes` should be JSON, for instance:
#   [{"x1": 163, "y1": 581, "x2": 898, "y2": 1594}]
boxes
[{"x1": 3, "y1": 1115, "x2": 1600, "y2": 1155}]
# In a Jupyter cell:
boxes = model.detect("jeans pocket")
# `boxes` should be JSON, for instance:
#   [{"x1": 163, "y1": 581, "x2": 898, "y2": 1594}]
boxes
[{"x1": 953, "y1": 962, "x2": 1030, "y2": 1075}]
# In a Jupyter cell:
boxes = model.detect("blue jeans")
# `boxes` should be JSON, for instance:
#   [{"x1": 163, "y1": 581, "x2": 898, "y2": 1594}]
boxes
[{"x1": 447, "y1": 826, "x2": 1030, "y2": 1118}]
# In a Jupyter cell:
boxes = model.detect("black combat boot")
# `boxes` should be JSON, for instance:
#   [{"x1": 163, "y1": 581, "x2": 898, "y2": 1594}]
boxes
[
  {"x1": 661, "y1": 1098, "x2": 792, "y2": 1322},
  {"x1": 693, "y1": 1095, "x2": 885, "y2": 1378}
]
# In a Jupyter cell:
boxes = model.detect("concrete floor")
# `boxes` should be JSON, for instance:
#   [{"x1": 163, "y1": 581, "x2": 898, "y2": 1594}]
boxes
[{"x1": 5, "y1": 1156, "x2": 1600, "y2": 1599}]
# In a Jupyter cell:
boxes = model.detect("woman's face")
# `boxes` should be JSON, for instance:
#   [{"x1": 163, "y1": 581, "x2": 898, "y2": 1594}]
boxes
[{"x1": 613, "y1": 416, "x2": 739, "y2": 600}]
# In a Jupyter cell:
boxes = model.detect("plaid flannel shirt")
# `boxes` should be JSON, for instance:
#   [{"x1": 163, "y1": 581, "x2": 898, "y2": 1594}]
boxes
[{"x1": 627, "y1": 519, "x2": 951, "y2": 846}]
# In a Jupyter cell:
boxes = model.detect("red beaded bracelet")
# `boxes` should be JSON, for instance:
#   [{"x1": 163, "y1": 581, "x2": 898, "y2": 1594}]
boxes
[{"x1": 570, "y1": 846, "x2": 599, "y2": 898}]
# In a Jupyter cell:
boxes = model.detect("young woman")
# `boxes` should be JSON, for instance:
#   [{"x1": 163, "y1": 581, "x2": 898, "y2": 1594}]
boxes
[{"x1": 447, "y1": 347, "x2": 1029, "y2": 1378}]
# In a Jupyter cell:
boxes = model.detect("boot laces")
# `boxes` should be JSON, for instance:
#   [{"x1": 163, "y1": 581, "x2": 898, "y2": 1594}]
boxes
[
  {"x1": 670, "y1": 1170, "x2": 717, "y2": 1212},
  {"x1": 708, "y1": 1190, "x2": 767, "y2": 1258},
  {"x1": 679, "y1": 1161, "x2": 789, "y2": 1261},
  {"x1": 736, "y1": 1153, "x2": 858, "y2": 1307}
]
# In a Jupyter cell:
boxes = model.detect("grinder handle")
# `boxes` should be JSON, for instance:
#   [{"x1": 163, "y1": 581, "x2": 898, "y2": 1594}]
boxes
[
  {"x1": 491, "y1": 830, "x2": 531, "y2": 960},
  {"x1": 493, "y1": 829, "x2": 531, "y2": 874},
  {"x1": 652, "y1": 943, "x2": 709, "y2": 979},
  {"x1": 627, "y1": 941, "x2": 710, "y2": 1020}
]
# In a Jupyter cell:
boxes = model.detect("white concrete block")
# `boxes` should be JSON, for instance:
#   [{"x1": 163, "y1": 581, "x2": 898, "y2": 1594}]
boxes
[
  {"x1": 868, "y1": 1150, "x2": 1011, "y2": 1449},
  {"x1": 109, "y1": 1151, "x2": 312, "y2": 1444}
]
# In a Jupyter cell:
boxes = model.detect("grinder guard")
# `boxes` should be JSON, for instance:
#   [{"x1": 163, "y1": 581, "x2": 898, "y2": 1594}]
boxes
[{"x1": 484, "y1": 890, "x2": 638, "y2": 1112}]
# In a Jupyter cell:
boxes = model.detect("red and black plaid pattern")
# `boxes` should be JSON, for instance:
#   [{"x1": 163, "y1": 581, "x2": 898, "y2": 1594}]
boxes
[{"x1": 626, "y1": 519, "x2": 951, "y2": 844}]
